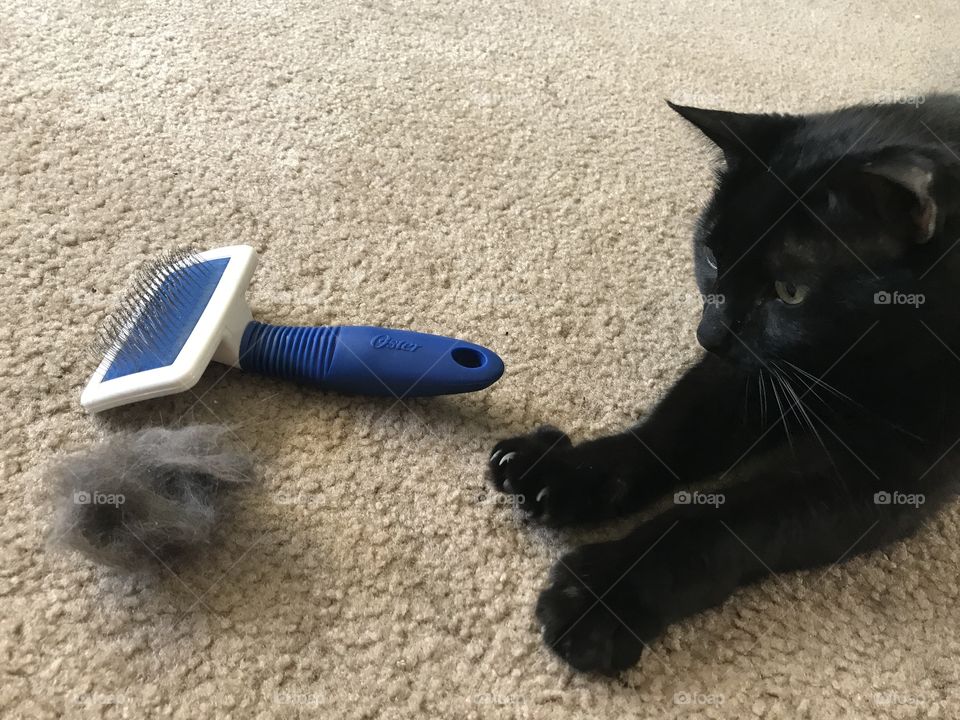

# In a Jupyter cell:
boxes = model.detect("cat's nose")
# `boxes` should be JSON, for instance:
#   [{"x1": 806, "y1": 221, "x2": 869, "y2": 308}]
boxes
[{"x1": 696, "y1": 317, "x2": 733, "y2": 354}]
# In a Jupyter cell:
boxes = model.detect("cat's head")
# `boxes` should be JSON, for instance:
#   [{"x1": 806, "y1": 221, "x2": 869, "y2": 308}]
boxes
[{"x1": 670, "y1": 101, "x2": 958, "y2": 374}]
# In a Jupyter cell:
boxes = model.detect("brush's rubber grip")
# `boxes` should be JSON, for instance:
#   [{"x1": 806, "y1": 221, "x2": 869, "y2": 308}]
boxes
[{"x1": 238, "y1": 322, "x2": 504, "y2": 397}]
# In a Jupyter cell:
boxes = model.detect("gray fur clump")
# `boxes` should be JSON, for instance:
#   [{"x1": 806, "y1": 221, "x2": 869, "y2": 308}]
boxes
[{"x1": 48, "y1": 425, "x2": 253, "y2": 570}]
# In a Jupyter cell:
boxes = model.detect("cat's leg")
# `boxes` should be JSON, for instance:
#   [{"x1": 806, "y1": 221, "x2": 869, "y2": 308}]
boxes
[
  {"x1": 488, "y1": 354, "x2": 759, "y2": 525},
  {"x1": 533, "y1": 441, "x2": 931, "y2": 674}
]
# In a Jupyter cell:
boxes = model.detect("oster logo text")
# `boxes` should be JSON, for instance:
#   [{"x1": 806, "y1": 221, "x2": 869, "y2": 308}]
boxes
[{"x1": 371, "y1": 334, "x2": 422, "y2": 352}]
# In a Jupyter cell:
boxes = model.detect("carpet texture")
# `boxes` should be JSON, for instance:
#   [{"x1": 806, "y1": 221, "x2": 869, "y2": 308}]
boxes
[{"x1": 3, "y1": 1, "x2": 959, "y2": 717}]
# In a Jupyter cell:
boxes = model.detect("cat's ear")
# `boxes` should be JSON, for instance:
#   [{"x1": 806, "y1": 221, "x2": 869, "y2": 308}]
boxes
[
  {"x1": 667, "y1": 101, "x2": 799, "y2": 164},
  {"x1": 861, "y1": 153, "x2": 938, "y2": 243}
]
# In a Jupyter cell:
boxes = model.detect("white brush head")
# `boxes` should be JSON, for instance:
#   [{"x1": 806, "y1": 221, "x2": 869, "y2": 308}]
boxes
[{"x1": 81, "y1": 245, "x2": 258, "y2": 413}]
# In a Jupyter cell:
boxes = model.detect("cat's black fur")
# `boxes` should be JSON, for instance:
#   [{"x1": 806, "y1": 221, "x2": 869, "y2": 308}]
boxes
[{"x1": 489, "y1": 95, "x2": 960, "y2": 674}]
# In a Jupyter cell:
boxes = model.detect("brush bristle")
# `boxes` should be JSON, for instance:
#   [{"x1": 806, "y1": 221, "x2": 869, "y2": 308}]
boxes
[{"x1": 91, "y1": 247, "x2": 229, "y2": 379}]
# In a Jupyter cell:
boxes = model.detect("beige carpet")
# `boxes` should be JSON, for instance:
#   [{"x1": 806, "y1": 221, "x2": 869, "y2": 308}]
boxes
[{"x1": 4, "y1": 1, "x2": 959, "y2": 717}]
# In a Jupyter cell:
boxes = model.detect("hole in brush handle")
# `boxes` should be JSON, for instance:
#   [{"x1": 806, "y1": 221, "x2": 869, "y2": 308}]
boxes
[{"x1": 450, "y1": 347, "x2": 486, "y2": 368}]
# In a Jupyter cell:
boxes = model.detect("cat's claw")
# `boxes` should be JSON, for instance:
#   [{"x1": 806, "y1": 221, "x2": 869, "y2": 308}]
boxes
[{"x1": 487, "y1": 426, "x2": 575, "y2": 523}]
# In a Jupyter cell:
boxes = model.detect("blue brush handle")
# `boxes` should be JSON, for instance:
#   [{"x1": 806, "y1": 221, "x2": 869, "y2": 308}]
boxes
[{"x1": 238, "y1": 322, "x2": 504, "y2": 397}]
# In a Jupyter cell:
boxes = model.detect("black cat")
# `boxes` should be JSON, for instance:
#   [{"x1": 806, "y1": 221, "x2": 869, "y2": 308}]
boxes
[{"x1": 489, "y1": 95, "x2": 960, "y2": 674}]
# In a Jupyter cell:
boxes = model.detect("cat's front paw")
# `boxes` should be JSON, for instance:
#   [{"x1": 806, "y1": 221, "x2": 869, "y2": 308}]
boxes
[
  {"x1": 536, "y1": 544, "x2": 663, "y2": 675},
  {"x1": 488, "y1": 426, "x2": 577, "y2": 524}
]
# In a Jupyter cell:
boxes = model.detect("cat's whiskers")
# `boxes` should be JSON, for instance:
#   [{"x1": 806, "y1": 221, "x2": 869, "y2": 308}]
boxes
[
  {"x1": 757, "y1": 370, "x2": 769, "y2": 428},
  {"x1": 781, "y1": 358, "x2": 860, "y2": 408},
  {"x1": 773, "y1": 363, "x2": 818, "y2": 435},
  {"x1": 767, "y1": 366, "x2": 795, "y2": 452},
  {"x1": 773, "y1": 362, "x2": 841, "y2": 476},
  {"x1": 742, "y1": 375, "x2": 751, "y2": 423},
  {"x1": 770, "y1": 366, "x2": 803, "y2": 431},
  {"x1": 763, "y1": 371, "x2": 769, "y2": 427},
  {"x1": 781, "y1": 364, "x2": 832, "y2": 412},
  {"x1": 783, "y1": 359, "x2": 925, "y2": 442}
]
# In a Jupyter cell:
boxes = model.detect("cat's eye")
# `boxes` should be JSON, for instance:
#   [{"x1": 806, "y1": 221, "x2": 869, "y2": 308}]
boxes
[{"x1": 774, "y1": 280, "x2": 809, "y2": 305}]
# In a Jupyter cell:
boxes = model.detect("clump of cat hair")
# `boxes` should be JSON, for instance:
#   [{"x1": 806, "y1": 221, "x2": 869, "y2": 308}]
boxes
[{"x1": 48, "y1": 425, "x2": 253, "y2": 571}]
